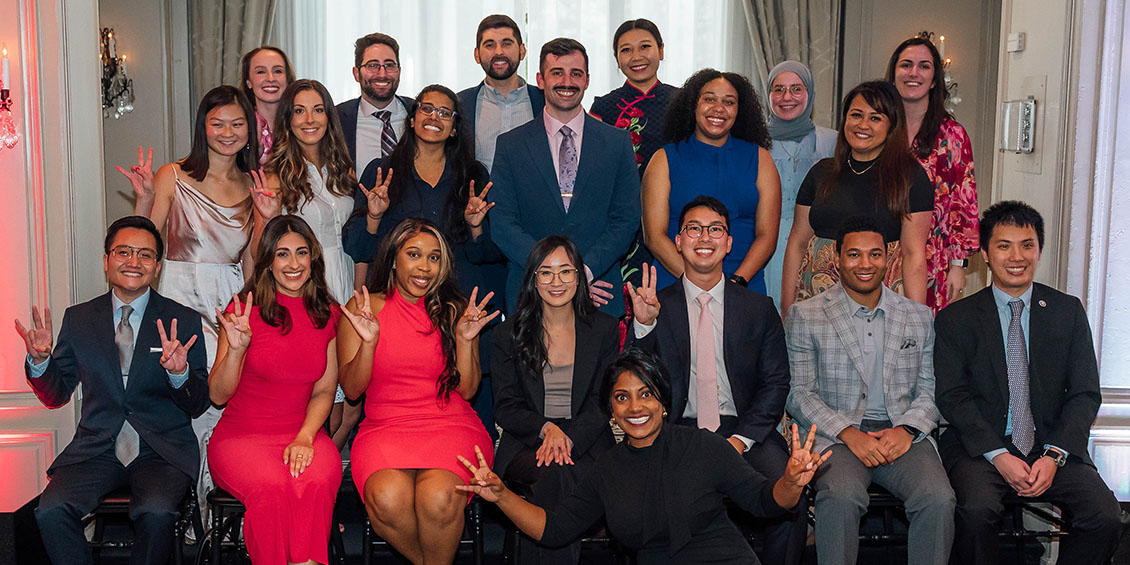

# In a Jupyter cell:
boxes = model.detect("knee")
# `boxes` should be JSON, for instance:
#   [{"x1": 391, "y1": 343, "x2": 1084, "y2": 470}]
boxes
[
  {"x1": 815, "y1": 481, "x2": 869, "y2": 513},
  {"x1": 416, "y1": 485, "x2": 463, "y2": 526},
  {"x1": 906, "y1": 484, "x2": 956, "y2": 516},
  {"x1": 35, "y1": 498, "x2": 80, "y2": 531},
  {"x1": 130, "y1": 502, "x2": 179, "y2": 531},
  {"x1": 1074, "y1": 498, "x2": 1123, "y2": 542},
  {"x1": 364, "y1": 481, "x2": 413, "y2": 525},
  {"x1": 955, "y1": 494, "x2": 1003, "y2": 529}
]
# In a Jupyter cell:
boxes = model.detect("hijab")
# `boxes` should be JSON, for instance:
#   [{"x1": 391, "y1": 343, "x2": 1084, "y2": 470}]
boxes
[{"x1": 766, "y1": 60, "x2": 816, "y2": 142}]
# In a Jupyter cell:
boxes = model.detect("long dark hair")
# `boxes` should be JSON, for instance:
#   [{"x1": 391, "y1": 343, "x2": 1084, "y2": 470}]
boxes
[
  {"x1": 367, "y1": 218, "x2": 466, "y2": 400},
  {"x1": 237, "y1": 215, "x2": 334, "y2": 333},
  {"x1": 180, "y1": 85, "x2": 259, "y2": 182},
  {"x1": 663, "y1": 68, "x2": 772, "y2": 149},
  {"x1": 510, "y1": 236, "x2": 595, "y2": 379},
  {"x1": 885, "y1": 36, "x2": 951, "y2": 159},
  {"x1": 239, "y1": 46, "x2": 296, "y2": 108},
  {"x1": 383, "y1": 85, "x2": 484, "y2": 243},
  {"x1": 821, "y1": 81, "x2": 915, "y2": 221},
  {"x1": 267, "y1": 80, "x2": 357, "y2": 212}
]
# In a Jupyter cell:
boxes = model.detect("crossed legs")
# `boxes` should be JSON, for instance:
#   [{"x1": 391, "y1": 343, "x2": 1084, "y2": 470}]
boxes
[{"x1": 363, "y1": 468, "x2": 467, "y2": 564}]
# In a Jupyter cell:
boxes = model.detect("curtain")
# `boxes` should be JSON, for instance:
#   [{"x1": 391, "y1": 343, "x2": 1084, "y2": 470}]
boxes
[{"x1": 190, "y1": 0, "x2": 278, "y2": 102}]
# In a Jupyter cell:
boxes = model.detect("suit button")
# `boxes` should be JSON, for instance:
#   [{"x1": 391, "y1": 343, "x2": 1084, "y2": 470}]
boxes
[
  {"x1": 125, "y1": 409, "x2": 132, "y2": 416},
  {"x1": 860, "y1": 393, "x2": 866, "y2": 399}
]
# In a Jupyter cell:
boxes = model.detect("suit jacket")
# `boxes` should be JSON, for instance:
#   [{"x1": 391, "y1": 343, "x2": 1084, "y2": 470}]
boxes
[
  {"x1": 489, "y1": 113, "x2": 642, "y2": 315},
  {"x1": 26, "y1": 290, "x2": 210, "y2": 478},
  {"x1": 785, "y1": 284, "x2": 939, "y2": 454},
  {"x1": 633, "y1": 279, "x2": 790, "y2": 444},
  {"x1": 934, "y1": 283, "x2": 1101, "y2": 466},
  {"x1": 491, "y1": 312, "x2": 619, "y2": 477},
  {"x1": 456, "y1": 81, "x2": 546, "y2": 153},
  {"x1": 335, "y1": 95, "x2": 415, "y2": 170}
]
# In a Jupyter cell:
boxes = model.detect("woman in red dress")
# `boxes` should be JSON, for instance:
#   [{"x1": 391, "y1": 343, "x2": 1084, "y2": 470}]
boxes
[
  {"x1": 208, "y1": 215, "x2": 343, "y2": 565},
  {"x1": 337, "y1": 217, "x2": 499, "y2": 564}
]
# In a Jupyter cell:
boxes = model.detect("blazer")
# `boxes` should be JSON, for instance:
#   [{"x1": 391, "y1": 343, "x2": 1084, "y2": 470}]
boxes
[
  {"x1": 785, "y1": 284, "x2": 939, "y2": 454},
  {"x1": 26, "y1": 290, "x2": 210, "y2": 478},
  {"x1": 489, "y1": 113, "x2": 642, "y2": 315},
  {"x1": 335, "y1": 95, "x2": 415, "y2": 170},
  {"x1": 633, "y1": 279, "x2": 790, "y2": 444},
  {"x1": 934, "y1": 283, "x2": 1101, "y2": 466},
  {"x1": 491, "y1": 311, "x2": 619, "y2": 477},
  {"x1": 455, "y1": 81, "x2": 546, "y2": 149}
]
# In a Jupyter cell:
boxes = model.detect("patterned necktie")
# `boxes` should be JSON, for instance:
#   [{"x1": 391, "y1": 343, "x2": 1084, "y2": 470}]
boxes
[
  {"x1": 115, "y1": 305, "x2": 140, "y2": 466},
  {"x1": 695, "y1": 293, "x2": 720, "y2": 432},
  {"x1": 377, "y1": 110, "x2": 397, "y2": 158},
  {"x1": 558, "y1": 125, "x2": 578, "y2": 212},
  {"x1": 1007, "y1": 299, "x2": 1034, "y2": 454}
]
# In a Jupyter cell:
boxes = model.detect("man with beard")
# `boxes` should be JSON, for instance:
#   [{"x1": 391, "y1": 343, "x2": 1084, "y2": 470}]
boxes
[
  {"x1": 489, "y1": 38, "x2": 641, "y2": 317},
  {"x1": 457, "y1": 14, "x2": 545, "y2": 173},
  {"x1": 336, "y1": 32, "x2": 413, "y2": 171}
]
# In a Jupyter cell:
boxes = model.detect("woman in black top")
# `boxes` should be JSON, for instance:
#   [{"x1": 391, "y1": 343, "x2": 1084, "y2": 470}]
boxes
[
  {"x1": 460, "y1": 348, "x2": 829, "y2": 565},
  {"x1": 780, "y1": 80, "x2": 932, "y2": 316}
]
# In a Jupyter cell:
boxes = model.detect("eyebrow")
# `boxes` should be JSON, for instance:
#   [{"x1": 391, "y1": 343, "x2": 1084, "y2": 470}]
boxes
[{"x1": 538, "y1": 263, "x2": 575, "y2": 269}]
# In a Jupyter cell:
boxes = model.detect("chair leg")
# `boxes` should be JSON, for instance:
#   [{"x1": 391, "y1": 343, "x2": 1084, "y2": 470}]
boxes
[
  {"x1": 210, "y1": 505, "x2": 224, "y2": 565},
  {"x1": 330, "y1": 519, "x2": 346, "y2": 565},
  {"x1": 362, "y1": 521, "x2": 372, "y2": 565},
  {"x1": 467, "y1": 501, "x2": 484, "y2": 565}
]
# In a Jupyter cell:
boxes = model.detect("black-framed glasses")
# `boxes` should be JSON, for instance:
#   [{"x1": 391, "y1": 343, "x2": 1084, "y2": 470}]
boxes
[
  {"x1": 535, "y1": 268, "x2": 577, "y2": 284},
  {"x1": 109, "y1": 245, "x2": 158, "y2": 264},
  {"x1": 417, "y1": 103, "x2": 456, "y2": 120},
  {"x1": 360, "y1": 61, "x2": 400, "y2": 72},
  {"x1": 770, "y1": 85, "x2": 807, "y2": 97},
  {"x1": 680, "y1": 223, "x2": 729, "y2": 239}
]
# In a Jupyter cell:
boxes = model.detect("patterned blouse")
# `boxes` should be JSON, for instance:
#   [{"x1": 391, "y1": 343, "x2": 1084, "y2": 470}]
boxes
[{"x1": 591, "y1": 80, "x2": 678, "y2": 176}]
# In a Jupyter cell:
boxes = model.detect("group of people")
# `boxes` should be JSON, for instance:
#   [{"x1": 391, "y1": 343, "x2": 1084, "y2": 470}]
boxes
[{"x1": 13, "y1": 12, "x2": 1124, "y2": 565}]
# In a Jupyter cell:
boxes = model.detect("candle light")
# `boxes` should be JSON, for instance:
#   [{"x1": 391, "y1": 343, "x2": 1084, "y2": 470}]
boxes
[
  {"x1": 109, "y1": 32, "x2": 116, "y2": 58},
  {"x1": 939, "y1": 35, "x2": 946, "y2": 61},
  {"x1": 2, "y1": 45, "x2": 9, "y2": 87},
  {"x1": 121, "y1": 55, "x2": 127, "y2": 75}
]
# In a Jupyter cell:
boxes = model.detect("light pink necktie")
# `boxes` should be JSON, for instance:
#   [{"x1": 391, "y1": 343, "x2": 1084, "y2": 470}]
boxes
[{"x1": 695, "y1": 293, "x2": 720, "y2": 432}]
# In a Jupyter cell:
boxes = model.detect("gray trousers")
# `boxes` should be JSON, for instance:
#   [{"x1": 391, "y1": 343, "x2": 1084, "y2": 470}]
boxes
[{"x1": 813, "y1": 423, "x2": 955, "y2": 565}]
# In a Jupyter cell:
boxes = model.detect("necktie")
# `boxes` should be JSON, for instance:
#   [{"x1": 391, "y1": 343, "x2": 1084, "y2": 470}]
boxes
[
  {"x1": 115, "y1": 305, "x2": 140, "y2": 466},
  {"x1": 377, "y1": 110, "x2": 397, "y2": 158},
  {"x1": 558, "y1": 125, "x2": 578, "y2": 212},
  {"x1": 695, "y1": 293, "x2": 720, "y2": 432},
  {"x1": 1007, "y1": 299, "x2": 1034, "y2": 454}
]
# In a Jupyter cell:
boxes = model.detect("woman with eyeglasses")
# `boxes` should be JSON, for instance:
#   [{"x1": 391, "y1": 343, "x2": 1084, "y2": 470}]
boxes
[
  {"x1": 239, "y1": 46, "x2": 296, "y2": 165},
  {"x1": 642, "y1": 69, "x2": 781, "y2": 295},
  {"x1": 491, "y1": 235, "x2": 619, "y2": 564}
]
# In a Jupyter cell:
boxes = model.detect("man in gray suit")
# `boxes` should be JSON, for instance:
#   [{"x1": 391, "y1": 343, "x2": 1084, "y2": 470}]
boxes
[{"x1": 785, "y1": 217, "x2": 955, "y2": 565}]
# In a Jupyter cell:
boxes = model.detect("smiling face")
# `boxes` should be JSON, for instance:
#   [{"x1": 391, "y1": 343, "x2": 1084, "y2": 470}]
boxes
[
  {"x1": 836, "y1": 230, "x2": 888, "y2": 300},
  {"x1": 246, "y1": 49, "x2": 287, "y2": 105},
  {"x1": 353, "y1": 43, "x2": 401, "y2": 105},
  {"x1": 393, "y1": 231, "x2": 443, "y2": 301},
  {"x1": 475, "y1": 27, "x2": 525, "y2": 81},
  {"x1": 205, "y1": 103, "x2": 250, "y2": 157},
  {"x1": 769, "y1": 71, "x2": 809, "y2": 121},
  {"x1": 537, "y1": 51, "x2": 590, "y2": 117},
  {"x1": 271, "y1": 231, "x2": 312, "y2": 297},
  {"x1": 610, "y1": 370, "x2": 665, "y2": 448},
  {"x1": 893, "y1": 44, "x2": 936, "y2": 104},
  {"x1": 104, "y1": 227, "x2": 162, "y2": 301},
  {"x1": 535, "y1": 246, "x2": 579, "y2": 309},
  {"x1": 982, "y1": 223, "x2": 1041, "y2": 297},
  {"x1": 615, "y1": 29, "x2": 663, "y2": 90},
  {"x1": 675, "y1": 205, "x2": 732, "y2": 277},
  {"x1": 843, "y1": 94, "x2": 891, "y2": 161},
  {"x1": 412, "y1": 91, "x2": 457, "y2": 145},
  {"x1": 694, "y1": 77, "x2": 738, "y2": 145},
  {"x1": 290, "y1": 88, "x2": 328, "y2": 150}
]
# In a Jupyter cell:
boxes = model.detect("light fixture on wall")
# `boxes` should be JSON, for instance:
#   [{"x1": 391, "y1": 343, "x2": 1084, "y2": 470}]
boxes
[
  {"x1": 0, "y1": 44, "x2": 18, "y2": 149},
  {"x1": 916, "y1": 30, "x2": 962, "y2": 113},
  {"x1": 100, "y1": 28, "x2": 134, "y2": 119}
]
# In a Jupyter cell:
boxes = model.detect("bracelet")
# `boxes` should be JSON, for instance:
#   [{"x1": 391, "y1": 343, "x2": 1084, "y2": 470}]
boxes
[
  {"x1": 367, "y1": 212, "x2": 383, "y2": 221},
  {"x1": 729, "y1": 274, "x2": 749, "y2": 288}
]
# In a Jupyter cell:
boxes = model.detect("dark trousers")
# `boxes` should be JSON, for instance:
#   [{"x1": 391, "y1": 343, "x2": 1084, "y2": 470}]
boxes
[
  {"x1": 35, "y1": 444, "x2": 193, "y2": 565},
  {"x1": 504, "y1": 447, "x2": 598, "y2": 565},
  {"x1": 945, "y1": 447, "x2": 1121, "y2": 565}
]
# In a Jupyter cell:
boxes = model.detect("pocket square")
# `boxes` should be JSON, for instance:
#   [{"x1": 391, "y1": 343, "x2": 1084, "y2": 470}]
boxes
[
  {"x1": 149, "y1": 347, "x2": 163, "y2": 353},
  {"x1": 900, "y1": 339, "x2": 917, "y2": 350}
]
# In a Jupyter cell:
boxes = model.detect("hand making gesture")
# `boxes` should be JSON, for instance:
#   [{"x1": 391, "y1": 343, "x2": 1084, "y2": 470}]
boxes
[
  {"x1": 783, "y1": 423, "x2": 832, "y2": 488},
  {"x1": 360, "y1": 168, "x2": 393, "y2": 220},
  {"x1": 628, "y1": 262, "x2": 661, "y2": 326},
  {"x1": 456, "y1": 445, "x2": 506, "y2": 502},
  {"x1": 248, "y1": 169, "x2": 281, "y2": 220},
  {"x1": 215, "y1": 292, "x2": 254, "y2": 352},
  {"x1": 15, "y1": 306, "x2": 53, "y2": 364},
  {"x1": 457, "y1": 287, "x2": 500, "y2": 342},
  {"x1": 340, "y1": 286, "x2": 380, "y2": 344},
  {"x1": 155, "y1": 318, "x2": 198, "y2": 374},
  {"x1": 463, "y1": 180, "x2": 495, "y2": 229},
  {"x1": 115, "y1": 146, "x2": 155, "y2": 202}
]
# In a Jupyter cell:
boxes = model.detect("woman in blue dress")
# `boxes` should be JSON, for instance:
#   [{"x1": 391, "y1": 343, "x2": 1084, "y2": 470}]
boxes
[{"x1": 642, "y1": 69, "x2": 781, "y2": 294}]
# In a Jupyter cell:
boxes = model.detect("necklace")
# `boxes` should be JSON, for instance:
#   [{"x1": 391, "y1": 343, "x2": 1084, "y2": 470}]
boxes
[
  {"x1": 847, "y1": 157, "x2": 877, "y2": 175},
  {"x1": 779, "y1": 140, "x2": 804, "y2": 172}
]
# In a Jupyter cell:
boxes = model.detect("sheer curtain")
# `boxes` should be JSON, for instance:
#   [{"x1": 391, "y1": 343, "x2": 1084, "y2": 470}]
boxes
[{"x1": 191, "y1": 0, "x2": 278, "y2": 101}]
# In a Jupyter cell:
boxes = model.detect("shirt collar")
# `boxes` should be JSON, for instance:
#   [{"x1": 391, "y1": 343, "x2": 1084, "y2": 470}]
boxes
[
  {"x1": 682, "y1": 275, "x2": 725, "y2": 306},
  {"x1": 543, "y1": 107, "x2": 586, "y2": 139},
  {"x1": 844, "y1": 286, "x2": 890, "y2": 319},
  {"x1": 112, "y1": 288, "x2": 152, "y2": 318},
  {"x1": 992, "y1": 283, "x2": 1033, "y2": 312},
  {"x1": 360, "y1": 96, "x2": 404, "y2": 118},
  {"x1": 483, "y1": 78, "x2": 529, "y2": 100}
]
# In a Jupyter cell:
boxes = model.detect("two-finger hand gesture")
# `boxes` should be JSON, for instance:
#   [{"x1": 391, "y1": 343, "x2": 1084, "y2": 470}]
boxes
[
  {"x1": 215, "y1": 292, "x2": 254, "y2": 351},
  {"x1": 248, "y1": 169, "x2": 281, "y2": 220},
  {"x1": 784, "y1": 423, "x2": 832, "y2": 488},
  {"x1": 115, "y1": 146, "x2": 155, "y2": 202},
  {"x1": 283, "y1": 439, "x2": 315, "y2": 478},
  {"x1": 457, "y1": 287, "x2": 500, "y2": 342},
  {"x1": 360, "y1": 168, "x2": 393, "y2": 219},
  {"x1": 156, "y1": 318, "x2": 198, "y2": 374},
  {"x1": 15, "y1": 306, "x2": 53, "y2": 363},
  {"x1": 456, "y1": 445, "x2": 505, "y2": 502},
  {"x1": 341, "y1": 286, "x2": 380, "y2": 344},
  {"x1": 628, "y1": 263, "x2": 661, "y2": 326},
  {"x1": 463, "y1": 180, "x2": 495, "y2": 229}
]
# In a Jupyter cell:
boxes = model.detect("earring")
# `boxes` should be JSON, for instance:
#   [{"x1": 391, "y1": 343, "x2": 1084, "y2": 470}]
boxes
[{"x1": 662, "y1": 410, "x2": 668, "y2": 418}]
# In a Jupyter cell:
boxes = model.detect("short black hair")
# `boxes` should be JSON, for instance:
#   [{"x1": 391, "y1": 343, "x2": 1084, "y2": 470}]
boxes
[
  {"x1": 612, "y1": 19, "x2": 663, "y2": 52},
  {"x1": 834, "y1": 216, "x2": 885, "y2": 252},
  {"x1": 601, "y1": 348, "x2": 673, "y2": 416},
  {"x1": 476, "y1": 14, "x2": 522, "y2": 46},
  {"x1": 980, "y1": 200, "x2": 1045, "y2": 251},
  {"x1": 539, "y1": 37, "x2": 588, "y2": 73},
  {"x1": 354, "y1": 33, "x2": 400, "y2": 68},
  {"x1": 677, "y1": 195, "x2": 731, "y2": 229},
  {"x1": 105, "y1": 216, "x2": 164, "y2": 261}
]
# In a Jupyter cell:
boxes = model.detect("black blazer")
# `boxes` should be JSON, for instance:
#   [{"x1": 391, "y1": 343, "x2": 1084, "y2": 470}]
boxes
[
  {"x1": 335, "y1": 95, "x2": 415, "y2": 170},
  {"x1": 634, "y1": 279, "x2": 790, "y2": 444},
  {"x1": 455, "y1": 81, "x2": 546, "y2": 151},
  {"x1": 26, "y1": 290, "x2": 210, "y2": 478},
  {"x1": 491, "y1": 311, "x2": 619, "y2": 477},
  {"x1": 934, "y1": 283, "x2": 1102, "y2": 466}
]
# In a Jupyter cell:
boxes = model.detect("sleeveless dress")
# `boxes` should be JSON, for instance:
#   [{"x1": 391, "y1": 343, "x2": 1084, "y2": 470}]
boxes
[
  {"x1": 292, "y1": 160, "x2": 355, "y2": 304},
  {"x1": 658, "y1": 136, "x2": 767, "y2": 294},
  {"x1": 350, "y1": 287, "x2": 494, "y2": 493},
  {"x1": 208, "y1": 295, "x2": 342, "y2": 565}
]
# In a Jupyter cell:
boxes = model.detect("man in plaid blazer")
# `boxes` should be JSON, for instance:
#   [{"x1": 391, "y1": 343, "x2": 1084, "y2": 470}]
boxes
[{"x1": 785, "y1": 217, "x2": 954, "y2": 565}]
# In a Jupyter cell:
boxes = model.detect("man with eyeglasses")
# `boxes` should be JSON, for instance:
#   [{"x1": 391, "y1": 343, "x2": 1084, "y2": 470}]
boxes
[
  {"x1": 17, "y1": 216, "x2": 209, "y2": 565},
  {"x1": 457, "y1": 14, "x2": 545, "y2": 173},
  {"x1": 337, "y1": 32, "x2": 414, "y2": 170},
  {"x1": 629, "y1": 196, "x2": 805, "y2": 565}
]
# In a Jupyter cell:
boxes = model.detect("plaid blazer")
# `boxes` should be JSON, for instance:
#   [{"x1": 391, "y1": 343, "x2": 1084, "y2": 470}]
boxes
[{"x1": 785, "y1": 284, "x2": 939, "y2": 454}]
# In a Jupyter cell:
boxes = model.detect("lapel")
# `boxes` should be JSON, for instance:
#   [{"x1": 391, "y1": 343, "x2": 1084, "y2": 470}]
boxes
[
  {"x1": 570, "y1": 115, "x2": 601, "y2": 213},
  {"x1": 880, "y1": 291, "x2": 907, "y2": 387},
  {"x1": 571, "y1": 316, "x2": 597, "y2": 416},
  {"x1": 340, "y1": 98, "x2": 360, "y2": 164},
  {"x1": 128, "y1": 291, "x2": 162, "y2": 391},
  {"x1": 1027, "y1": 284, "x2": 1051, "y2": 398},
  {"x1": 721, "y1": 282, "x2": 740, "y2": 383},
  {"x1": 522, "y1": 120, "x2": 564, "y2": 214},
  {"x1": 976, "y1": 288, "x2": 1010, "y2": 405},
  {"x1": 93, "y1": 293, "x2": 124, "y2": 391},
  {"x1": 823, "y1": 286, "x2": 867, "y2": 382},
  {"x1": 663, "y1": 282, "x2": 692, "y2": 414}
]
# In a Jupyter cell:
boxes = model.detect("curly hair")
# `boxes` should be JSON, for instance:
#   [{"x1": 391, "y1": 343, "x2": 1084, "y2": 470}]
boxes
[
  {"x1": 663, "y1": 68, "x2": 772, "y2": 149},
  {"x1": 885, "y1": 36, "x2": 951, "y2": 160},
  {"x1": 237, "y1": 215, "x2": 335, "y2": 333}
]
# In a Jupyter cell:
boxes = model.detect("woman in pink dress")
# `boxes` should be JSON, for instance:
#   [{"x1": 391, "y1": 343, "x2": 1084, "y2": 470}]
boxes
[
  {"x1": 240, "y1": 46, "x2": 296, "y2": 166},
  {"x1": 208, "y1": 215, "x2": 343, "y2": 564},
  {"x1": 337, "y1": 218, "x2": 499, "y2": 564}
]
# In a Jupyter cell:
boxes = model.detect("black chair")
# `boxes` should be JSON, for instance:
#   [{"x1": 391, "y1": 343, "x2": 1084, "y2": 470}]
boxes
[
  {"x1": 362, "y1": 497, "x2": 484, "y2": 565},
  {"x1": 84, "y1": 485, "x2": 203, "y2": 565},
  {"x1": 198, "y1": 487, "x2": 345, "y2": 565}
]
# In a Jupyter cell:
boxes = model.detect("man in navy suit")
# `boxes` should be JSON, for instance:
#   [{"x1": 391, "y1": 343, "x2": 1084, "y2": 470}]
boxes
[
  {"x1": 456, "y1": 14, "x2": 546, "y2": 173},
  {"x1": 17, "y1": 216, "x2": 209, "y2": 565},
  {"x1": 630, "y1": 196, "x2": 805, "y2": 565},
  {"x1": 335, "y1": 32, "x2": 414, "y2": 171},
  {"x1": 489, "y1": 37, "x2": 641, "y2": 316}
]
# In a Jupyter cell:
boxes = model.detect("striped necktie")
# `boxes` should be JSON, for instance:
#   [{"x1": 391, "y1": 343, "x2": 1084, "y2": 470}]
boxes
[{"x1": 377, "y1": 110, "x2": 397, "y2": 157}]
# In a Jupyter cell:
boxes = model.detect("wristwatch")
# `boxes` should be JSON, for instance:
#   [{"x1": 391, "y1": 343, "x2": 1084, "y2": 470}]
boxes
[
  {"x1": 901, "y1": 425, "x2": 923, "y2": 440},
  {"x1": 729, "y1": 274, "x2": 748, "y2": 288},
  {"x1": 950, "y1": 259, "x2": 968, "y2": 268},
  {"x1": 1042, "y1": 447, "x2": 1067, "y2": 467}
]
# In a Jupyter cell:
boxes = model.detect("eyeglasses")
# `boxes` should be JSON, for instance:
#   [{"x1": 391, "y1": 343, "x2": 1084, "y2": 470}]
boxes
[
  {"x1": 770, "y1": 85, "x2": 807, "y2": 97},
  {"x1": 359, "y1": 61, "x2": 400, "y2": 72},
  {"x1": 680, "y1": 223, "x2": 729, "y2": 239},
  {"x1": 417, "y1": 103, "x2": 456, "y2": 120},
  {"x1": 535, "y1": 268, "x2": 577, "y2": 284},
  {"x1": 109, "y1": 245, "x2": 158, "y2": 264}
]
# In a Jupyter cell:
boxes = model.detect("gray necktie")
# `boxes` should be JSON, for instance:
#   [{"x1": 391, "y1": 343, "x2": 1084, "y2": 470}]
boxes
[
  {"x1": 1007, "y1": 299, "x2": 1034, "y2": 454},
  {"x1": 115, "y1": 304, "x2": 140, "y2": 466},
  {"x1": 558, "y1": 125, "x2": 578, "y2": 212},
  {"x1": 377, "y1": 110, "x2": 397, "y2": 158}
]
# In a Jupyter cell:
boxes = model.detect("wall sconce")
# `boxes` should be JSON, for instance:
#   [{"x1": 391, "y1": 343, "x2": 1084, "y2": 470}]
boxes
[
  {"x1": 100, "y1": 28, "x2": 134, "y2": 119},
  {"x1": 0, "y1": 44, "x2": 18, "y2": 149},
  {"x1": 915, "y1": 30, "x2": 962, "y2": 113}
]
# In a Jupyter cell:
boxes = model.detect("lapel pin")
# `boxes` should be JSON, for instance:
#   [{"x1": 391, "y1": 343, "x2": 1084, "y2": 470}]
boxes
[{"x1": 1038, "y1": 300, "x2": 1047, "y2": 307}]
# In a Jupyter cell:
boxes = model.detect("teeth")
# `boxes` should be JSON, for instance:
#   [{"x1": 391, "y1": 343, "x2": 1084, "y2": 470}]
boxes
[
  {"x1": 626, "y1": 416, "x2": 650, "y2": 425},
  {"x1": 856, "y1": 273, "x2": 875, "y2": 280},
  {"x1": 629, "y1": 64, "x2": 648, "y2": 71},
  {"x1": 423, "y1": 125, "x2": 441, "y2": 132},
  {"x1": 411, "y1": 276, "x2": 430, "y2": 287}
]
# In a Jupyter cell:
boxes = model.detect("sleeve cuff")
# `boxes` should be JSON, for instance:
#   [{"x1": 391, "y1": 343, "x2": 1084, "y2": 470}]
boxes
[
  {"x1": 166, "y1": 368, "x2": 190, "y2": 389},
  {"x1": 731, "y1": 434, "x2": 755, "y2": 452},
  {"x1": 1044, "y1": 444, "x2": 1069, "y2": 459},
  {"x1": 26, "y1": 355, "x2": 49, "y2": 378},
  {"x1": 983, "y1": 448, "x2": 1008, "y2": 462},
  {"x1": 633, "y1": 318, "x2": 656, "y2": 339}
]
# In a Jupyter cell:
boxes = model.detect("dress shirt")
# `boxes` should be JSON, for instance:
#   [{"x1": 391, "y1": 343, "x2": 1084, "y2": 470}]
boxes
[
  {"x1": 475, "y1": 80, "x2": 534, "y2": 172},
  {"x1": 356, "y1": 96, "x2": 408, "y2": 173},
  {"x1": 844, "y1": 289, "x2": 890, "y2": 421},
  {"x1": 543, "y1": 109, "x2": 586, "y2": 187}
]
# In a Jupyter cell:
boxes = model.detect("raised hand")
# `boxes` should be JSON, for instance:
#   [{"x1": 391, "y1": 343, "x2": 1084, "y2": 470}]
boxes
[
  {"x1": 783, "y1": 423, "x2": 832, "y2": 488},
  {"x1": 283, "y1": 439, "x2": 315, "y2": 478},
  {"x1": 340, "y1": 286, "x2": 380, "y2": 343},
  {"x1": 156, "y1": 318, "x2": 199, "y2": 374},
  {"x1": 463, "y1": 180, "x2": 495, "y2": 229},
  {"x1": 114, "y1": 146, "x2": 155, "y2": 202},
  {"x1": 15, "y1": 306, "x2": 53, "y2": 363},
  {"x1": 215, "y1": 292, "x2": 254, "y2": 351},
  {"x1": 628, "y1": 263, "x2": 661, "y2": 326},
  {"x1": 248, "y1": 169, "x2": 281, "y2": 220},
  {"x1": 457, "y1": 287, "x2": 500, "y2": 342},
  {"x1": 456, "y1": 445, "x2": 505, "y2": 502},
  {"x1": 360, "y1": 168, "x2": 393, "y2": 219}
]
